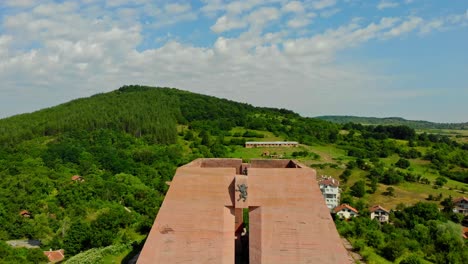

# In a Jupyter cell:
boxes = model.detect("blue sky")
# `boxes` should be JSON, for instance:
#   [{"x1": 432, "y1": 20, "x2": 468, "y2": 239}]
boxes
[{"x1": 0, "y1": 0, "x2": 467, "y2": 122}]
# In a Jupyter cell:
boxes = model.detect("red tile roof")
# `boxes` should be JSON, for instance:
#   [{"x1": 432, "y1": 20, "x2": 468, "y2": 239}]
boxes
[
  {"x1": 71, "y1": 175, "x2": 83, "y2": 181},
  {"x1": 462, "y1": 227, "x2": 468, "y2": 239},
  {"x1": 319, "y1": 178, "x2": 339, "y2": 187},
  {"x1": 369, "y1": 205, "x2": 389, "y2": 213},
  {"x1": 19, "y1": 210, "x2": 31, "y2": 216},
  {"x1": 43, "y1": 249, "x2": 65, "y2": 263},
  {"x1": 333, "y1": 204, "x2": 359, "y2": 214},
  {"x1": 453, "y1": 197, "x2": 468, "y2": 203}
]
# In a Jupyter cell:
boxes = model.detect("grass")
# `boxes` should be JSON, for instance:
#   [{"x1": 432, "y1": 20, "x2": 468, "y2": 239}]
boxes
[
  {"x1": 226, "y1": 142, "x2": 465, "y2": 210},
  {"x1": 101, "y1": 248, "x2": 133, "y2": 264},
  {"x1": 225, "y1": 129, "x2": 467, "y2": 211},
  {"x1": 228, "y1": 127, "x2": 283, "y2": 141},
  {"x1": 417, "y1": 128, "x2": 468, "y2": 143},
  {"x1": 228, "y1": 145, "x2": 309, "y2": 161},
  {"x1": 358, "y1": 246, "x2": 392, "y2": 264},
  {"x1": 306, "y1": 150, "x2": 467, "y2": 210}
]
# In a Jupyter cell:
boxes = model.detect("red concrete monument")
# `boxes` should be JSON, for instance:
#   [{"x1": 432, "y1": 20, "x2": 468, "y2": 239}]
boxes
[{"x1": 137, "y1": 158, "x2": 352, "y2": 264}]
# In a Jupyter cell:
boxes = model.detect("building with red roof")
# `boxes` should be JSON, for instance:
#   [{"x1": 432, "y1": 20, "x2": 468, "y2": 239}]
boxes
[
  {"x1": 43, "y1": 249, "x2": 65, "y2": 263},
  {"x1": 318, "y1": 176, "x2": 340, "y2": 210},
  {"x1": 453, "y1": 197, "x2": 468, "y2": 215},
  {"x1": 333, "y1": 204, "x2": 359, "y2": 219},
  {"x1": 71, "y1": 175, "x2": 84, "y2": 182},
  {"x1": 462, "y1": 227, "x2": 468, "y2": 239},
  {"x1": 19, "y1": 210, "x2": 31, "y2": 218},
  {"x1": 369, "y1": 205, "x2": 390, "y2": 223}
]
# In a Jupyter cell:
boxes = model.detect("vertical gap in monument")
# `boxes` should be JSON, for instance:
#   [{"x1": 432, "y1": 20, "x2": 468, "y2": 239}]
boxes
[{"x1": 235, "y1": 208, "x2": 249, "y2": 264}]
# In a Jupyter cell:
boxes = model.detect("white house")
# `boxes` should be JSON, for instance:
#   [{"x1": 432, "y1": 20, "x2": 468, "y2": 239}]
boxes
[
  {"x1": 370, "y1": 205, "x2": 390, "y2": 223},
  {"x1": 453, "y1": 197, "x2": 468, "y2": 215},
  {"x1": 318, "y1": 176, "x2": 340, "y2": 210},
  {"x1": 333, "y1": 204, "x2": 359, "y2": 219}
]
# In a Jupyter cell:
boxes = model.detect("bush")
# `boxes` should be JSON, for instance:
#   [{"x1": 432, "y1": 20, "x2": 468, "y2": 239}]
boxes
[
  {"x1": 399, "y1": 254, "x2": 422, "y2": 264},
  {"x1": 351, "y1": 180, "x2": 366, "y2": 198},
  {"x1": 395, "y1": 158, "x2": 410, "y2": 169}
]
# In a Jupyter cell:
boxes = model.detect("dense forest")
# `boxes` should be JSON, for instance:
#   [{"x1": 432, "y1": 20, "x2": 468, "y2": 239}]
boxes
[
  {"x1": 0, "y1": 85, "x2": 467, "y2": 263},
  {"x1": 317, "y1": 115, "x2": 468, "y2": 130}
]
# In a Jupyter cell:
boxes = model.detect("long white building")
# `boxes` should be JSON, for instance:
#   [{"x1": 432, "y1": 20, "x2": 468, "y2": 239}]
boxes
[{"x1": 245, "y1": 141, "x2": 298, "y2": 148}]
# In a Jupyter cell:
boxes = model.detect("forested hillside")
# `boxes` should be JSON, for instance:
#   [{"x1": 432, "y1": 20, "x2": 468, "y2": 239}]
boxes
[
  {"x1": 0, "y1": 85, "x2": 340, "y2": 263},
  {"x1": 0, "y1": 85, "x2": 467, "y2": 263},
  {"x1": 317, "y1": 115, "x2": 468, "y2": 130}
]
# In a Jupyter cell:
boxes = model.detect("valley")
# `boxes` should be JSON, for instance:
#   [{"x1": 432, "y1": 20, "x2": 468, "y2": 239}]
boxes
[{"x1": 0, "y1": 86, "x2": 466, "y2": 263}]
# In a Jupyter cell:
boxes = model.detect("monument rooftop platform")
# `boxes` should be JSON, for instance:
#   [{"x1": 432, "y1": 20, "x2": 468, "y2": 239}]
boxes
[{"x1": 137, "y1": 158, "x2": 352, "y2": 264}]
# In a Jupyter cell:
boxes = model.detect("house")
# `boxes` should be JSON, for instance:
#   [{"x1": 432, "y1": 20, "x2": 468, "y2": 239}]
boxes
[
  {"x1": 318, "y1": 176, "x2": 340, "y2": 210},
  {"x1": 370, "y1": 205, "x2": 390, "y2": 223},
  {"x1": 333, "y1": 204, "x2": 359, "y2": 219},
  {"x1": 19, "y1": 210, "x2": 31, "y2": 218},
  {"x1": 462, "y1": 227, "x2": 468, "y2": 240},
  {"x1": 71, "y1": 175, "x2": 84, "y2": 182},
  {"x1": 245, "y1": 141, "x2": 298, "y2": 148},
  {"x1": 453, "y1": 197, "x2": 468, "y2": 215},
  {"x1": 43, "y1": 249, "x2": 65, "y2": 263}
]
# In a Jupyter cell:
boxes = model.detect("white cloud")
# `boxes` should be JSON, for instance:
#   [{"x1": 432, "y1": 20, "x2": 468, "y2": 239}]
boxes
[
  {"x1": 33, "y1": 2, "x2": 78, "y2": 16},
  {"x1": 288, "y1": 17, "x2": 311, "y2": 28},
  {"x1": 0, "y1": 1, "x2": 467, "y2": 121},
  {"x1": 320, "y1": 8, "x2": 340, "y2": 18},
  {"x1": 419, "y1": 19, "x2": 443, "y2": 34},
  {"x1": 226, "y1": 0, "x2": 263, "y2": 14},
  {"x1": 211, "y1": 15, "x2": 248, "y2": 33},
  {"x1": 311, "y1": 0, "x2": 336, "y2": 10},
  {"x1": 447, "y1": 9, "x2": 468, "y2": 25},
  {"x1": 2, "y1": 0, "x2": 37, "y2": 7},
  {"x1": 382, "y1": 17, "x2": 423, "y2": 38},
  {"x1": 377, "y1": 1, "x2": 399, "y2": 10},
  {"x1": 164, "y1": 3, "x2": 192, "y2": 14},
  {"x1": 247, "y1": 7, "x2": 280, "y2": 29},
  {"x1": 282, "y1": 1, "x2": 305, "y2": 13}
]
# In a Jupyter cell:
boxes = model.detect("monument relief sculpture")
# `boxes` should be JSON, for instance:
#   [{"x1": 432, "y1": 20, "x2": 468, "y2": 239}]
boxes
[{"x1": 236, "y1": 184, "x2": 248, "y2": 202}]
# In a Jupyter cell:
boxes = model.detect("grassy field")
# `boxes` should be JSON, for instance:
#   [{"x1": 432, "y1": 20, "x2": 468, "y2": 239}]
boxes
[
  {"x1": 227, "y1": 127, "x2": 284, "y2": 141},
  {"x1": 227, "y1": 136, "x2": 467, "y2": 210},
  {"x1": 180, "y1": 126, "x2": 467, "y2": 211},
  {"x1": 228, "y1": 145, "x2": 309, "y2": 161},
  {"x1": 417, "y1": 128, "x2": 468, "y2": 143},
  {"x1": 342, "y1": 153, "x2": 467, "y2": 209}
]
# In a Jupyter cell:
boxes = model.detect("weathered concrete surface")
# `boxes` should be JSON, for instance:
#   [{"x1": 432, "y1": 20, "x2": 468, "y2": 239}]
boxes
[
  {"x1": 138, "y1": 159, "x2": 352, "y2": 264},
  {"x1": 248, "y1": 165, "x2": 352, "y2": 264},
  {"x1": 137, "y1": 166, "x2": 236, "y2": 264}
]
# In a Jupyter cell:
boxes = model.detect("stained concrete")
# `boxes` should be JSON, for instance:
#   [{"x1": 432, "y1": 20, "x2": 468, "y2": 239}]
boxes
[{"x1": 137, "y1": 159, "x2": 352, "y2": 264}]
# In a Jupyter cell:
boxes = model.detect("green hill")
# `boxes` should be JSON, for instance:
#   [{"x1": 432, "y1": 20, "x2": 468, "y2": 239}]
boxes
[
  {"x1": 317, "y1": 115, "x2": 468, "y2": 130},
  {"x1": 0, "y1": 85, "x2": 466, "y2": 263}
]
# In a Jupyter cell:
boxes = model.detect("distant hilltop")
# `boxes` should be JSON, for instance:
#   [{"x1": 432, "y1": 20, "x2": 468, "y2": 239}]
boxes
[{"x1": 316, "y1": 115, "x2": 468, "y2": 130}]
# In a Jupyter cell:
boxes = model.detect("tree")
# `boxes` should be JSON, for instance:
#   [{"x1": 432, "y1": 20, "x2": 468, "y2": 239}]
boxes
[
  {"x1": 199, "y1": 130, "x2": 211, "y2": 146},
  {"x1": 440, "y1": 196, "x2": 454, "y2": 213},
  {"x1": 384, "y1": 186, "x2": 395, "y2": 197},
  {"x1": 381, "y1": 168, "x2": 404, "y2": 185},
  {"x1": 339, "y1": 169, "x2": 351, "y2": 183},
  {"x1": 350, "y1": 180, "x2": 366, "y2": 198},
  {"x1": 395, "y1": 158, "x2": 410, "y2": 169},
  {"x1": 434, "y1": 176, "x2": 447, "y2": 188},
  {"x1": 369, "y1": 177, "x2": 378, "y2": 194},
  {"x1": 382, "y1": 240, "x2": 405, "y2": 261},
  {"x1": 184, "y1": 130, "x2": 194, "y2": 141},
  {"x1": 399, "y1": 254, "x2": 422, "y2": 264},
  {"x1": 63, "y1": 221, "x2": 91, "y2": 255}
]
